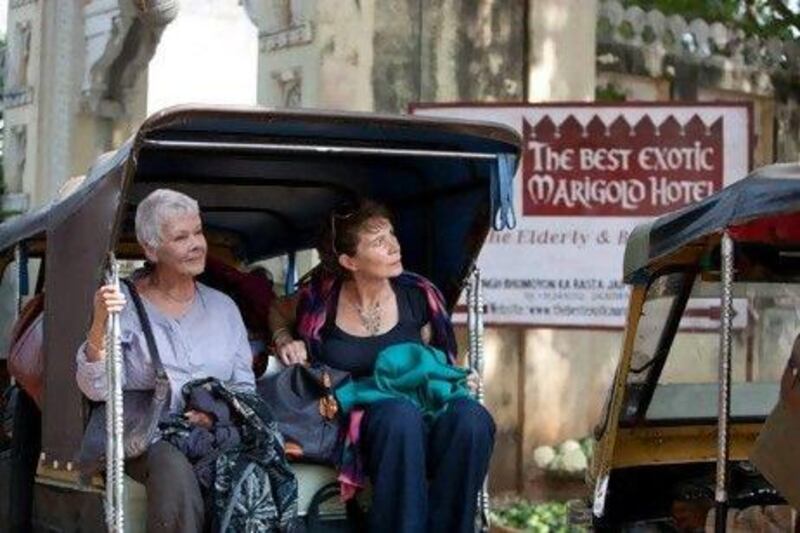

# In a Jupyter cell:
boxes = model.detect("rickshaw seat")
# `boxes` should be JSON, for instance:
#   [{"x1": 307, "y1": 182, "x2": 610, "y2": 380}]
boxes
[
  {"x1": 122, "y1": 475, "x2": 148, "y2": 533},
  {"x1": 123, "y1": 357, "x2": 347, "y2": 527},
  {"x1": 122, "y1": 458, "x2": 344, "y2": 522}
]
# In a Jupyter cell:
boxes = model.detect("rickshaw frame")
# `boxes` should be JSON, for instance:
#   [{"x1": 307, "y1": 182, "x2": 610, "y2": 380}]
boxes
[
  {"x1": 590, "y1": 163, "x2": 800, "y2": 531},
  {"x1": 0, "y1": 105, "x2": 521, "y2": 531}
]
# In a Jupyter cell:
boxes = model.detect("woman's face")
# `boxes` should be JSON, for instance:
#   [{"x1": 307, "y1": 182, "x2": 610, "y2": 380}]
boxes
[
  {"x1": 148, "y1": 212, "x2": 208, "y2": 277},
  {"x1": 339, "y1": 216, "x2": 403, "y2": 280}
]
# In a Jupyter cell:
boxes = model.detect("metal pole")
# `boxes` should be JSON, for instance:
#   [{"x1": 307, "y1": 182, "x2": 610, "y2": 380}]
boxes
[
  {"x1": 143, "y1": 139, "x2": 499, "y2": 160},
  {"x1": 467, "y1": 268, "x2": 489, "y2": 532},
  {"x1": 13, "y1": 245, "x2": 22, "y2": 314},
  {"x1": 714, "y1": 232, "x2": 734, "y2": 533},
  {"x1": 475, "y1": 269, "x2": 489, "y2": 532},
  {"x1": 105, "y1": 254, "x2": 125, "y2": 532},
  {"x1": 8, "y1": 246, "x2": 23, "y2": 388}
]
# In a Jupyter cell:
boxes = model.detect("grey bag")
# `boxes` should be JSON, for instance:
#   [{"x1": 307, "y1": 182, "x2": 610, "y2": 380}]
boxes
[{"x1": 77, "y1": 279, "x2": 169, "y2": 478}]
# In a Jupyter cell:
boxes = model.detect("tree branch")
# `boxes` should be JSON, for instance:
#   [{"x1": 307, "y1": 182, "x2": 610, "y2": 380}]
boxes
[{"x1": 767, "y1": 0, "x2": 800, "y2": 35}]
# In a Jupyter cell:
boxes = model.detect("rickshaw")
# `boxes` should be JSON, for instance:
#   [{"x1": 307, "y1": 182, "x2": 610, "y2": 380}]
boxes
[
  {"x1": 587, "y1": 163, "x2": 800, "y2": 531},
  {"x1": 0, "y1": 105, "x2": 520, "y2": 531}
]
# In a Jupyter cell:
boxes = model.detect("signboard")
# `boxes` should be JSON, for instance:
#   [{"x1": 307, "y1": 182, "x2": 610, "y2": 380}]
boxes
[{"x1": 414, "y1": 103, "x2": 752, "y2": 327}]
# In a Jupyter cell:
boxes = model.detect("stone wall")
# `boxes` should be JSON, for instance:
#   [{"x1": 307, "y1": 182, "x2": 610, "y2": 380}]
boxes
[
  {"x1": 2, "y1": 0, "x2": 176, "y2": 208},
  {"x1": 3, "y1": 0, "x2": 41, "y2": 206},
  {"x1": 596, "y1": 0, "x2": 800, "y2": 166},
  {"x1": 371, "y1": 0, "x2": 525, "y2": 112}
]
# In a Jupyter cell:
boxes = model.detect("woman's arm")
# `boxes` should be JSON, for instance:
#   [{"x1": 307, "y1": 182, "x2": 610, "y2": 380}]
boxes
[
  {"x1": 75, "y1": 284, "x2": 128, "y2": 401},
  {"x1": 229, "y1": 306, "x2": 256, "y2": 392},
  {"x1": 270, "y1": 294, "x2": 308, "y2": 366},
  {"x1": 268, "y1": 295, "x2": 297, "y2": 335}
]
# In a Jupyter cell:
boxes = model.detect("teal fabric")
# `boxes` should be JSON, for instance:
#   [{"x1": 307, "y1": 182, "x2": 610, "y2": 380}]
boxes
[{"x1": 335, "y1": 343, "x2": 471, "y2": 421}]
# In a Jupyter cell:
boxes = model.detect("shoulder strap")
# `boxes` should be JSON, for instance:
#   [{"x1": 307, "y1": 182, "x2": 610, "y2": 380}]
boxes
[{"x1": 121, "y1": 278, "x2": 166, "y2": 379}]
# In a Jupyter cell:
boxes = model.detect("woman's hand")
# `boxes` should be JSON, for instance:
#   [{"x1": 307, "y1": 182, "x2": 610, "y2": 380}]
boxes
[
  {"x1": 184, "y1": 409, "x2": 214, "y2": 429},
  {"x1": 273, "y1": 329, "x2": 308, "y2": 366},
  {"x1": 86, "y1": 284, "x2": 127, "y2": 361},
  {"x1": 466, "y1": 370, "x2": 482, "y2": 395},
  {"x1": 91, "y1": 284, "x2": 127, "y2": 329}
]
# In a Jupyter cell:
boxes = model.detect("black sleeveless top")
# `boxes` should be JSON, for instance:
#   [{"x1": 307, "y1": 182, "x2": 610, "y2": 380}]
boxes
[{"x1": 318, "y1": 280, "x2": 429, "y2": 378}]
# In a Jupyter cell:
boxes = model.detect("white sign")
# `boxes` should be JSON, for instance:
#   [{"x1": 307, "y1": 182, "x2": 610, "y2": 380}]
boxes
[{"x1": 414, "y1": 103, "x2": 752, "y2": 327}]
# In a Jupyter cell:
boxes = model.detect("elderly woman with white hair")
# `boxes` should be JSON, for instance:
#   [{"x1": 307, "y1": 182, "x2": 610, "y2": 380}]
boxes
[{"x1": 76, "y1": 188, "x2": 255, "y2": 532}]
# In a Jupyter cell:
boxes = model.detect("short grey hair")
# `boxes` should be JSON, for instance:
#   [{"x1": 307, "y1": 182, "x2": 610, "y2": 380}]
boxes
[{"x1": 135, "y1": 189, "x2": 200, "y2": 249}]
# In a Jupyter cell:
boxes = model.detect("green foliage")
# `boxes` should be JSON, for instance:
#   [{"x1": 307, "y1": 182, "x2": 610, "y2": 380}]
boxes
[
  {"x1": 595, "y1": 83, "x2": 628, "y2": 102},
  {"x1": 621, "y1": 0, "x2": 800, "y2": 40},
  {"x1": 491, "y1": 501, "x2": 585, "y2": 533}
]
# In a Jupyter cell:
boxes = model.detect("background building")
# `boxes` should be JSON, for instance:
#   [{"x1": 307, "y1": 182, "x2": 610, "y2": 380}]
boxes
[{"x1": 2, "y1": 0, "x2": 799, "y2": 496}]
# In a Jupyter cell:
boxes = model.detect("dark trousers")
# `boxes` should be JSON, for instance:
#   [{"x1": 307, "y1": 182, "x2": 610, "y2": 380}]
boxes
[
  {"x1": 126, "y1": 440, "x2": 205, "y2": 533},
  {"x1": 361, "y1": 397, "x2": 495, "y2": 533}
]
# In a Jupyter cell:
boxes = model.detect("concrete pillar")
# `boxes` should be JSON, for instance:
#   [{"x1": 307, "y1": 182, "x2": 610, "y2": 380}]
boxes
[
  {"x1": 528, "y1": 0, "x2": 597, "y2": 101},
  {"x1": 246, "y1": 0, "x2": 374, "y2": 111},
  {"x1": 37, "y1": 1, "x2": 81, "y2": 205}
]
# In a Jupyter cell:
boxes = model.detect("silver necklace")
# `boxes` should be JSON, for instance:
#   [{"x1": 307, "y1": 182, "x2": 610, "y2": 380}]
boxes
[
  {"x1": 148, "y1": 276, "x2": 196, "y2": 304},
  {"x1": 353, "y1": 299, "x2": 382, "y2": 336},
  {"x1": 346, "y1": 286, "x2": 387, "y2": 336}
]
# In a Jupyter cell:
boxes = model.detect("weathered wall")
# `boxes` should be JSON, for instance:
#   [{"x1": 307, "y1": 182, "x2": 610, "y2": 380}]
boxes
[
  {"x1": 370, "y1": 0, "x2": 420, "y2": 112},
  {"x1": 316, "y1": 0, "x2": 375, "y2": 110},
  {"x1": 3, "y1": 0, "x2": 42, "y2": 206},
  {"x1": 371, "y1": 0, "x2": 525, "y2": 113},
  {"x1": 528, "y1": 0, "x2": 597, "y2": 102},
  {"x1": 5, "y1": 0, "x2": 176, "y2": 209}
]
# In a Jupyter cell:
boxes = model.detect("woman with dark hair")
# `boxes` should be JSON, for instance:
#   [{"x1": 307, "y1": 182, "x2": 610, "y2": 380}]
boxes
[{"x1": 286, "y1": 199, "x2": 495, "y2": 533}]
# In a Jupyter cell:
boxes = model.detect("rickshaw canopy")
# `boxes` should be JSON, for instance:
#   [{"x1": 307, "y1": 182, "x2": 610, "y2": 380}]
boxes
[
  {"x1": 624, "y1": 163, "x2": 800, "y2": 283},
  {"x1": 0, "y1": 105, "x2": 520, "y2": 468}
]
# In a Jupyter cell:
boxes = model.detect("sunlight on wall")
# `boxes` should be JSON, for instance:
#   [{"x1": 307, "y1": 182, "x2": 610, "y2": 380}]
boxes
[{"x1": 147, "y1": 0, "x2": 258, "y2": 113}]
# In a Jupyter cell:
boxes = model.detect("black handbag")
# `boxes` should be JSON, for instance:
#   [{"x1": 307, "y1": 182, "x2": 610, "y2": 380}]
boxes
[
  {"x1": 257, "y1": 363, "x2": 349, "y2": 465},
  {"x1": 77, "y1": 279, "x2": 170, "y2": 478}
]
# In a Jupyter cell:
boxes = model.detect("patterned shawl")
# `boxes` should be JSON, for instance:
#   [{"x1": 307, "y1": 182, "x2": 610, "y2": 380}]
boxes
[{"x1": 295, "y1": 269, "x2": 457, "y2": 498}]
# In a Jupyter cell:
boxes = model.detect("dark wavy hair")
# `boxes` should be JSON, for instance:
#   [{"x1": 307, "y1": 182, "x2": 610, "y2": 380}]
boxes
[{"x1": 316, "y1": 199, "x2": 393, "y2": 278}]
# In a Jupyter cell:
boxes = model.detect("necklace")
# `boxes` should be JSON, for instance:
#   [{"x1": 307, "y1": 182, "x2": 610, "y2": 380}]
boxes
[
  {"x1": 345, "y1": 285, "x2": 388, "y2": 336},
  {"x1": 353, "y1": 299, "x2": 382, "y2": 336},
  {"x1": 148, "y1": 276, "x2": 196, "y2": 304}
]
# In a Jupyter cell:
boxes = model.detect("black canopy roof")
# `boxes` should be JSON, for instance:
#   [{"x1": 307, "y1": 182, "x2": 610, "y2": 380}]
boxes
[{"x1": 624, "y1": 163, "x2": 800, "y2": 283}]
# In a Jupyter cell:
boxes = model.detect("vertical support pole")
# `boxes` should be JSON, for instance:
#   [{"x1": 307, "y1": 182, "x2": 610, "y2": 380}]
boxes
[
  {"x1": 715, "y1": 232, "x2": 734, "y2": 533},
  {"x1": 105, "y1": 254, "x2": 124, "y2": 532},
  {"x1": 9, "y1": 245, "x2": 23, "y2": 388},
  {"x1": 467, "y1": 268, "x2": 489, "y2": 531},
  {"x1": 284, "y1": 251, "x2": 297, "y2": 295},
  {"x1": 14, "y1": 245, "x2": 23, "y2": 315},
  {"x1": 517, "y1": 329, "x2": 526, "y2": 494}
]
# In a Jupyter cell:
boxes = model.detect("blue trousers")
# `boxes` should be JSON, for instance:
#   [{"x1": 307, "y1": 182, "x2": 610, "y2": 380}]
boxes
[{"x1": 361, "y1": 397, "x2": 495, "y2": 533}]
